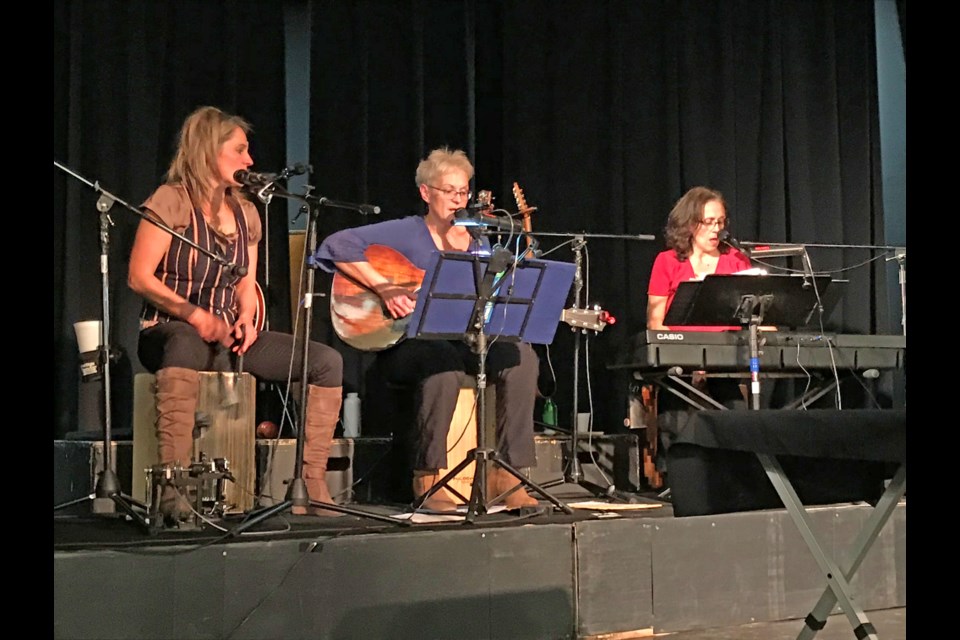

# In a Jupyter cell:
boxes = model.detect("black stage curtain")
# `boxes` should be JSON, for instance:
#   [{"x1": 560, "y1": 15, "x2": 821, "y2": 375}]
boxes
[
  {"x1": 303, "y1": 0, "x2": 898, "y2": 431},
  {"x1": 54, "y1": 0, "x2": 901, "y2": 439},
  {"x1": 53, "y1": 1, "x2": 288, "y2": 437}
]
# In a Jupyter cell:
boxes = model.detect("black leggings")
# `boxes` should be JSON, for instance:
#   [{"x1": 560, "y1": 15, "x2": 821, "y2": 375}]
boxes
[{"x1": 137, "y1": 321, "x2": 342, "y2": 387}]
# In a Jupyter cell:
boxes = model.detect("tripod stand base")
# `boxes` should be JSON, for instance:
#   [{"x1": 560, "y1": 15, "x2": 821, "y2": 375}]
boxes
[{"x1": 413, "y1": 448, "x2": 573, "y2": 522}]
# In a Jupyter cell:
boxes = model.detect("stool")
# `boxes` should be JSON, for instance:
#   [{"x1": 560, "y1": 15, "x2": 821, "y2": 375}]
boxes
[{"x1": 132, "y1": 372, "x2": 256, "y2": 512}]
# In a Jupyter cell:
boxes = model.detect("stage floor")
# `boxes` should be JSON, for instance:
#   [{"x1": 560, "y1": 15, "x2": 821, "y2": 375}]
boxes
[{"x1": 54, "y1": 481, "x2": 674, "y2": 551}]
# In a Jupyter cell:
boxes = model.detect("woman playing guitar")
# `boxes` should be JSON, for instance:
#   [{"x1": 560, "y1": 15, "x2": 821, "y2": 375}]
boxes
[{"x1": 313, "y1": 146, "x2": 543, "y2": 513}]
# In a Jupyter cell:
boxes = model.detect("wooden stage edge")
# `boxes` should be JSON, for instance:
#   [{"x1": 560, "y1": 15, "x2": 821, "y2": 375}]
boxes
[{"x1": 54, "y1": 441, "x2": 906, "y2": 639}]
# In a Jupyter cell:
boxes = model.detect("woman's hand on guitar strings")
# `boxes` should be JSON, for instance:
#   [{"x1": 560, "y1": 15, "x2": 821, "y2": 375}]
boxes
[{"x1": 373, "y1": 283, "x2": 418, "y2": 319}]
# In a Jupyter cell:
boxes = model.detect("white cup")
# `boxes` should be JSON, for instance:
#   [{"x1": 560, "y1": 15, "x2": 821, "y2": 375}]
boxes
[
  {"x1": 576, "y1": 412, "x2": 591, "y2": 434},
  {"x1": 73, "y1": 320, "x2": 102, "y2": 354}
]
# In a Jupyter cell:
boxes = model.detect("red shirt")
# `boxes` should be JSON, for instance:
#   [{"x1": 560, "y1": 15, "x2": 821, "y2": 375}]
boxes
[{"x1": 648, "y1": 248, "x2": 753, "y2": 332}]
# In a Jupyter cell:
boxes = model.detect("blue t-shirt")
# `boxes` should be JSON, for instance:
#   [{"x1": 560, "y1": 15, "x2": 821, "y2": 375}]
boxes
[{"x1": 314, "y1": 214, "x2": 490, "y2": 272}]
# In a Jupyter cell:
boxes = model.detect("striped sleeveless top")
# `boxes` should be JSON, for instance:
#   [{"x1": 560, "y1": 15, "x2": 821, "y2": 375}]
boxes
[{"x1": 139, "y1": 186, "x2": 256, "y2": 328}]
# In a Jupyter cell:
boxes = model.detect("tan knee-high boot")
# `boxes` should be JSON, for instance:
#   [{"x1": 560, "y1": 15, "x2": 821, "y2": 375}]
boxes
[
  {"x1": 155, "y1": 367, "x2": 200, "y2": 467},
  {"x1": 154, "y1": 367, "x2": 200, "y2": 521},
  {"x1": 293, "y1": 384, "x2": 344, "y2": 516}
]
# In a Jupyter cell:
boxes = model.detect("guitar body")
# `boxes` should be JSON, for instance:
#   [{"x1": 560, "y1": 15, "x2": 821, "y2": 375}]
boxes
[
  {"x1": 330, "y1": 244, "x2": 425, "y2": 351},
  {"x1": 252, "y1": 281, "x2": 266, "y2": 332}
]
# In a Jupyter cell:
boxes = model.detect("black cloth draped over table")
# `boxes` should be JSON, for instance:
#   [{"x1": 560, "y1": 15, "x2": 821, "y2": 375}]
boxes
[{"x1": 660, "y1": 408, "x2": 906, "y2": 517}]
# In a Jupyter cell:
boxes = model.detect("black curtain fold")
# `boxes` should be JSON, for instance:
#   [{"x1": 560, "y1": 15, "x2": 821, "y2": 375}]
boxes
[{"x1": 54, "y1": 0, "x2": 901, "y2": 439}]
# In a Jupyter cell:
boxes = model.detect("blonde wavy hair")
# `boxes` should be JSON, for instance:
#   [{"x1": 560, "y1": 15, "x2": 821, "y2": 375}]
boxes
[{"x1": 165, "y1": 106, "x2": 252, "y2": 208}]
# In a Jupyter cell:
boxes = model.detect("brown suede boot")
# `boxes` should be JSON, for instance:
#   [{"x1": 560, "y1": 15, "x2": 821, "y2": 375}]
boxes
[
  {"x1": 293, "y1": 385, "x2": 344, "y2": 517},
  {"x1": 158, "y1": 484, "x2": 194, "y2": 524},
  {"x1": 487, "y1": 465, "x2": 539, "y2": 509},
  {"x1": 154, "y1": 367, "x2": 200, "y2": 522},
  {"x1": 412, "y1": 470, "x2": 458, "y2": 512}
]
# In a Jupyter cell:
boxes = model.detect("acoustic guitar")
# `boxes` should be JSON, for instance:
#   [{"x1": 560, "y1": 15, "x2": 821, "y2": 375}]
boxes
[{"x1": 329, "y1": 244, "x2": 425, "y2": 351}]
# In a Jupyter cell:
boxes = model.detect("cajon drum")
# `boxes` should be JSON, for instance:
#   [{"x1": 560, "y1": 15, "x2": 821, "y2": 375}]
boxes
[
  {"x1": 438, "y1": 384, "x2": 495, "y2": 503},
  {"x1": 132, "y1": 372, "x2": 256, "y2": 512}
]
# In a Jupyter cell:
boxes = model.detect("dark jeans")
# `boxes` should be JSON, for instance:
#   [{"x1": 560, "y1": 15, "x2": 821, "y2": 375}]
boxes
[
  {"x1": 137, "y1": 321, "x2": 342, "y2": 387},
  {"x1": 376, "y1": 338, "x2": 538, "y2": 470}
]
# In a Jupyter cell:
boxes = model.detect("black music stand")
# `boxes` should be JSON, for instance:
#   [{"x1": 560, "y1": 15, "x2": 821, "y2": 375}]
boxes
[
  {"x1": 665, "y1": 274, "x2": 832, "y2": 409},
  {"x1": 406, "y1": 250, "x2": 576, "y2": 522}
]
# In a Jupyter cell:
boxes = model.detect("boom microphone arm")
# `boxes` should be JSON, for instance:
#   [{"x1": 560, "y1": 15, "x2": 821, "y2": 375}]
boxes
[{"x1": 54, "y1": 161, "x2": 247, "y2": 277}]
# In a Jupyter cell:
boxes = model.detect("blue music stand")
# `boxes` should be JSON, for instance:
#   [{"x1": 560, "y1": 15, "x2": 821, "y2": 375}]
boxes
[
  {"x1": 406, "y1": 250, "x2": 576, "y2": 521},
  {"x1": 406, "y1": 250, "x2": 575, "y2": 346}
]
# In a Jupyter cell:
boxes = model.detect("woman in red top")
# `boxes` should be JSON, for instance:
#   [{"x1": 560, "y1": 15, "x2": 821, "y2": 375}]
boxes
[
  {"x1": 644, "y1": 187, "x2": 756, "y2": 483},
  {"x1": 647, "y1": 186, "x2": 751, "y2": 332}
]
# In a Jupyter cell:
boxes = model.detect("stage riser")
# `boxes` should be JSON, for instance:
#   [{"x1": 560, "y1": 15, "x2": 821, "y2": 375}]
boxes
[
  {"x1": 55, "y1": 525, "x2": 578, "y2": 640},
  {"x1": 657, "y1": 506, "x2": 906, "y2": 630},
  {"x1": 577, "y1": 505, "x2": 907, "y2": 634},
  {"x1": 53, "y1": 503, "x2": 905, "y2": 639}
]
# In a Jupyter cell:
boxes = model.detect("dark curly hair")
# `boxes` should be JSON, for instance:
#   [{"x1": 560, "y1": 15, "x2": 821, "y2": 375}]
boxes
[{"x1": 663, "y1": 186, "x2": 729, "y2": 261}]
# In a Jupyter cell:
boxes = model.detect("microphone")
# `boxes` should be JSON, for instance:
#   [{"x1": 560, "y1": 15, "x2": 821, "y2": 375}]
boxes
[
  {"x1": 747, "y1": 243, "x2": 806, "y2": 258},
  {"x1": 315, "y1": 196, "x2": 381, "y2": 215},
  {"x1": 451, "y1": 206, "x2": 520, "y2": 233},
  {"x1": 233, "y1": 169, "x2": 279, "y2": 186},
  {"x1": 718, "y1": 229, "x2": 750, "y2": 255},
  {"x1": 229, "y1": 263, "x2": 248, "y2": 278}
]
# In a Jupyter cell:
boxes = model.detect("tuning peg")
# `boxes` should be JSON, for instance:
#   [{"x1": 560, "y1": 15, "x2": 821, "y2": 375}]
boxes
[{"x1": 597, "y1": 310, "x2": 616, "y2": 325}]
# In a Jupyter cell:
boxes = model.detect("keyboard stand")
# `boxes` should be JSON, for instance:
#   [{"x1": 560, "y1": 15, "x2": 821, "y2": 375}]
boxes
[
  {"x1": 633, "y1": 369, "x2": 841, "y2": 413},
  {"x1": 664, "y1": 408, "x2": 905, "y2": 640},
  {"x1": 764, "y1": 457, "x2": 906, "y2": 640}
]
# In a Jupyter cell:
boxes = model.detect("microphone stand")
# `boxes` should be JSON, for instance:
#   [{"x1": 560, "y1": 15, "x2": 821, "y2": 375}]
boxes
[
  {"x1": 886, "y1": 248, "x2": 906, "y2": 337},
  {"x1": 245, "y1": 166, "x2": 314, "y2": 438},
  {"x1": 227, "y1": 182, "x2": 404, "y2": 535},
  {"x1": 888, "y1": 248, "x2": 906, "y2": 407},
  {"x1": 52, "y1": 161, "x2": 249, "y2": 532},
  {"x1": 530, "y1": 230, "x2": 654, "y2": 502}
]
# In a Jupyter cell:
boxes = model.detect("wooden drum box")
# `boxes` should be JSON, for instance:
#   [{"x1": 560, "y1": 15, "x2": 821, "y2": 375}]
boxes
[
  {"x1": 132, "y1": 372, "x2": 256, "y2": 513},
  {"x1": 438, "y1": 385, "x2": 496, "y2": 503}
]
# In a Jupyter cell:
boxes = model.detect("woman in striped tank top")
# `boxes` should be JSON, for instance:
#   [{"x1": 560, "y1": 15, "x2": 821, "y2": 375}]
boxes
[{"x1": 128, "y1": 106, "x2": 344, "y2": 524}]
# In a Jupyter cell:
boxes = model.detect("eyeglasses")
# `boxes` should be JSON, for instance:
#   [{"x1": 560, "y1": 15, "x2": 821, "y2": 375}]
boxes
[
  {"x1": 698, "y1": 217, "x2": 728, "y2": 229},
  {"x1": 427, "y1": 184, "x2": 472, "y2": 201}
]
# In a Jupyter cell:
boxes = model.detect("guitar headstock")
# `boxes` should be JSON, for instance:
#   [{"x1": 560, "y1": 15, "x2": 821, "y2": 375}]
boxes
[
  {"x1": 512, "y1": 182, "x2": 528, "y2": 212},
  {"x1": 561, "y1": 306, "x2": 616, "y2": 333},
  {"x1": 512, "y1": 182, "x2": 537, "y2": 229},
  {"x1": 512, "y1": 182, "x2": 539, "y2": 249}
]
